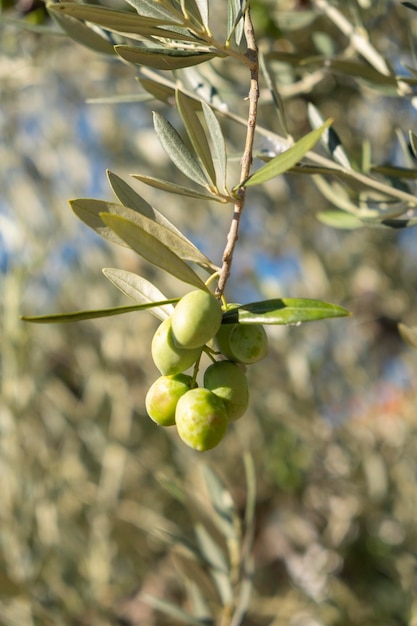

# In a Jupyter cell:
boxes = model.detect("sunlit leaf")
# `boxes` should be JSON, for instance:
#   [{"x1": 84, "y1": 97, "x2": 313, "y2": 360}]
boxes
[
  {"x1": 72, "y1": 194, "x2": 217, "y2": 272},
  {"x1": 222, "y1": 298, "x2": 350, "y2": 325},
  {"x1": 116, "y1": 45, "x2": 219, "y2": 70},
  {"x1": 108, "y1": 170, "x2": 206, "y2": 244},
  {"x1": 176, "y1": 90, "x2": 217, "y2": 186},
  {"x1": 241, "y1": 121, "x2": 331, "y2": 188},
  {"x1": 132, "y1": 174, "x2": 224, "y2": 202},
  {"x1": 102, "y1": 269, "x2": 174, "y2": 320},
  {"x1": 317, "y1": 211, "x2": 363, "y2": 229},
  {"x1": 107, "y1": 170, "x2": 194, "y2": 241},
  {"x1": 153, "y1": 111, "x2": 210, "y2": 186},
  {"x1": 202, "y1": 102, "x2": 227, "y2": 191},
  {"x1": 138, "y1": 77, "x2": 176, "y2": 104},
  {"x1": 100, "y1": 212, "x2": 207, "y2": 288},
  {"x1": 227, "y1": 0, "x2": 244, "y2": 46},
  {"x1": 106, "y1": 171, "x2": 154, "y2": 215},
  {"x1": 307, "y1": 102, "x2": 351, "y2": 169},
  {"x1": 48, "y1": 8, "x2": 116, "y2": 54},
  {"x1": 124, "y1": 0, "x2": 181, "y2": 21},
  {"x1": 20, "y1": 300, "x2": 179, "y2": 324},
  {"x1": 48, "y1": 3, "x2": 198, "y2": 42},
  {"x1": 193, "y1": 0, "x2": 209, "y2": 30}
]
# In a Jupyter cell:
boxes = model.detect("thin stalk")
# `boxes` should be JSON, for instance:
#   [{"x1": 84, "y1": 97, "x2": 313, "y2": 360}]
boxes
[{"x1": 215, "y1": 7, "x2": 259, "y2": 299}]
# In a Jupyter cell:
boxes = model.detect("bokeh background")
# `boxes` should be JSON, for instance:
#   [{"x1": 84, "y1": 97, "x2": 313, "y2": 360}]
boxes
[{"x1": 1, "y1": 0, "x2": 417, "y2": 624}]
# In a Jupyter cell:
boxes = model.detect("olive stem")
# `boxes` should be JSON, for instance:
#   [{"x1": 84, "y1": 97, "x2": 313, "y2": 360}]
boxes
[{"x1": 215, "y1": 7, "x2": 259, "y2": 299}]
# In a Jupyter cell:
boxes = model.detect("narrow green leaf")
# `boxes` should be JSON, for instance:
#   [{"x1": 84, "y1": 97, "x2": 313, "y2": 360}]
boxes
[
  {"x1": 48, "y1": 3, "x2": 198, "y2": 42},
  {"x1": 71, "y1": 198, "x2": 131, "y2": 247},
  {"x1": 202, "y1": 102, "x2": 227, "y2": 191},
  {"x1": 242, "y1": 121, "x2": 331, "y2": 188},
  {"x1": 106, "y1": 171, "x2": 154, "y2": 215},
  {"x1": 116, "y1": 45, "x2": 218, "y2": 70},
  {"x1": 138, "y1": 77, "x2": 176, "y2": 104},
  {"x1": 222, "y1": 298, "x2": 350, "y2": 325},
  {"x1": 72, "y1": 196, "x2": 217, "y2": 272},
  {"x1": 193, "y1": 0, "x2": 209, "y2": 30},
  {"x1": 316, "y1": 211, "x2": 363, "y2": 229},
  {"x1": 108, "y1": 170, "x2": 197, "y2": 241},
  {"x1": 107, "y1": 170, "x2": 197, "y2": 242},
  {"x1": 227, "y1": 0, "x2": 244, "y2": 46},
  {"x1": 370, "y1": 164, "x2": 417, "y2": 179},
  {"x1": 124, "y1": 0, "x2": 181, "y2": 21},
  {"x1": 20, "y1": 300, "x2": 179, "y2": 324},
  {"x1": 153, "y1": 111, "x2": 210, "y2": 186},
  {"x1": 259, "y1": 51, "x2": 290, "y2": 137},
  {"x1": 102, "y1": 269, "x2": 174, "y2": 320},
  {"x1": 49, "y1": 8, "x2": 116, "y2": 54},
  {"x1": 132, "y1": 174, "x2": 224, "y2": 202},
  {"x1": 100, "y1": 213, "x2": 207, "y2": 288},
  {"x1": 142, "y1": 594, "x2": 209, "y2": 626},
  {"x1": 176, "y1": 90, "x2": 217, "y2": 186},
  {"x1": 307, "y1": 103, "x2": 351, "y2": 169}
]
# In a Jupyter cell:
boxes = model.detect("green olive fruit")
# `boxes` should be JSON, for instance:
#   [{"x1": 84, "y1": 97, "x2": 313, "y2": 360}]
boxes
[
  {"x1": 203, "y1": 360, "x2": 249, "y2": 421},
  {"x1": 175, "y1": 388, "x2": 228, "y2": 451},
  {"x1": 145, "y1": 374, "x2": 193, "y2": 426},
  {"x1": 171, "y1": 289, "x2": 222, "y2": 349},
  {"x1": 152, "y1": 317, "x2": 202, "y2": 375},
  {"x1": 215, "y1": 322, "x2": 268, "y2": 364}
]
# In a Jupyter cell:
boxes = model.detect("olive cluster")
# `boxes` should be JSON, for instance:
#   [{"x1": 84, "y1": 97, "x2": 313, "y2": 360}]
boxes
[{"x1": 145, "y1": 290, "x2": 268, "y2": 451}]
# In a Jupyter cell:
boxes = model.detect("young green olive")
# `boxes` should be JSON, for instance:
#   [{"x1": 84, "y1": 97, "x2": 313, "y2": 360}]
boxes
[
  {"x1": 145, "y1": 373, "x2": 193, "y2": 426},
  {"x1": 216, "y1": 322, "x2": 268, "y2": 364},
  {"x1": 203, "y1": 360, "x2": 249, "y2": 421},
  {"x1": 175, "y1": 388, "x2": 228, "y2": 451},
  {"x1": 151, "y1": 316, "x2": 202, "y2": 375},
  {"x1": 171, "y1": 289, "x2": 222, "y2": 349}
]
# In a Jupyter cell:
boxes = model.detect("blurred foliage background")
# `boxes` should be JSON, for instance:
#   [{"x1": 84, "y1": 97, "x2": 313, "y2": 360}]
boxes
[{"x1": 1, "y1": 0, "x2": 417, "y2": 624}]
